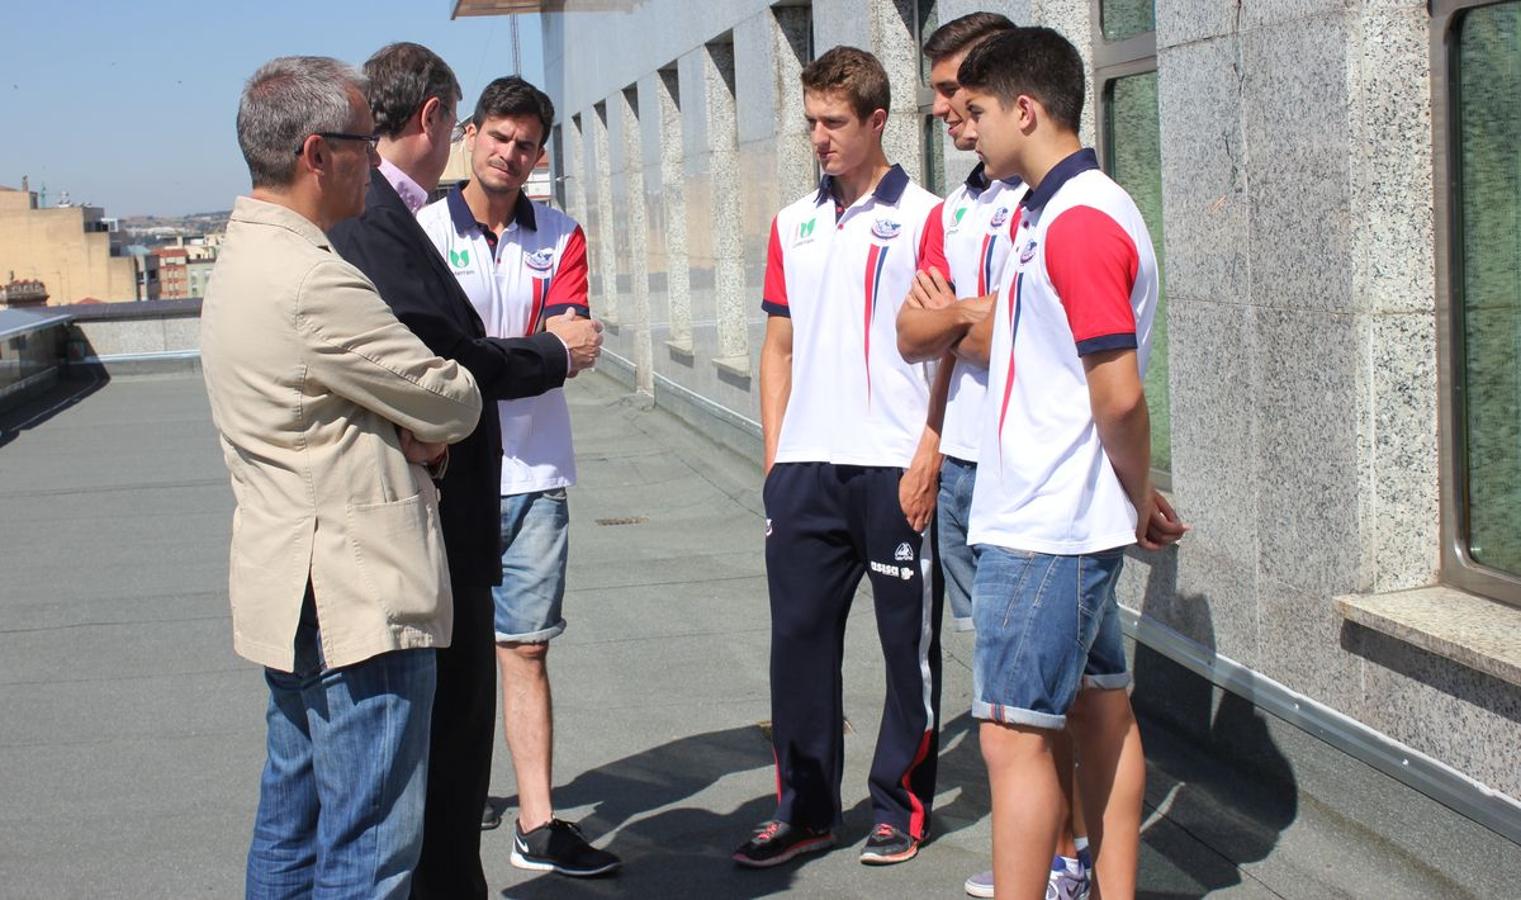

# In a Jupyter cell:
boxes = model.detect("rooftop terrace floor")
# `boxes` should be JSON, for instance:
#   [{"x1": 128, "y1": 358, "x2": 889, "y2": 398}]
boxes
[{"x1": 1, "y1": 371, "x2": 1508, "y2": 897}]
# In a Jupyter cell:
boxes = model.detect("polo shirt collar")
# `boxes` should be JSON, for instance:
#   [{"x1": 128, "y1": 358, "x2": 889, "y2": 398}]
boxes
[
  {"x1": 963, "y1": 162, "x2": 1023, "y2": 198},
  {"x1": 814, "y1": 163, "x2": 911, "y2": 208},
  {"x1": 965, "y1": 162, "x2": 989, "y2": 193},
  {"x1": 446, "y1": 183, "x2": 539, "y2": 235},
  {"x1": 1021, "y1": 148, "x2": 1099, "y2": 213}
]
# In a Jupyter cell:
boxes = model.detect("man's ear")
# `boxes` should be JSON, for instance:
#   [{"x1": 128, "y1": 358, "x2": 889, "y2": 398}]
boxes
[
  {"x1": 534, "y1": 145, "x2": 547, "y2": 167},
  {"x1": 298, "y1": 134, "x2": 327, "y2": 175},
  {"x1": 1016, "y1": 94, "x2": 1039, "y2": 130},
  {"x1": 870, "y1": 108, "x2": 888, "y2": 135},
  {"x1": 419, "y1": 95, "x2": 444, "y2": 132}
]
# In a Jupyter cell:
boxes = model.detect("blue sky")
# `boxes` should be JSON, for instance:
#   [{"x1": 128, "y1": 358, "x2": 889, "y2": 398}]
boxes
[{"x1": 0, "y1": 1, "x2": 544, "y2": 216}]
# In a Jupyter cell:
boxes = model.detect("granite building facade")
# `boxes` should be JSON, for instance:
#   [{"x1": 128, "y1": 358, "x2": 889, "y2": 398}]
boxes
[{"x1": 458, "y1": 0, "x2": 1521, "y2": 861}]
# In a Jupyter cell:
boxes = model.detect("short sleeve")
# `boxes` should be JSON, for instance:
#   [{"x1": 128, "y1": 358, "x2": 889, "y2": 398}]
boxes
[
  {"x1": 762, "y1": 216, "x2": 790, "y2": 318},
  {"x1": 542, "y1": 225, "x2": 590, "y2": 320},
  {"x1": 1044, "y1": 206, "x2": 1139, "y2": 355},
  {"x1": 916, "y1": 202, "x2": 950, "y2": 288}
]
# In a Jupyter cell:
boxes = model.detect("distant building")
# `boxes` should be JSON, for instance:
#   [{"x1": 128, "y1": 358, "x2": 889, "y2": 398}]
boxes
[
  {"x1": 0, "y1": 181, "x2": 153, "y2": 304},
  {"x1": 120, "y1": 245, "x2": 162, "y2": 301},
  {"x1": 186, "y1": 258, "x2": 216, "y2": 299},
  {"x1": 0, "y1": 275, "x2": 48, "y2": 308},
  {"x1": 154, "y1": 246, "x2": 190, "y2": 299}
]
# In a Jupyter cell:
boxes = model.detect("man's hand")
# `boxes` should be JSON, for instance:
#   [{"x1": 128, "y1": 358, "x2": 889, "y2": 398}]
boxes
[
  {"x1": 908, "y1": 268, "x2": 957, "y2": 311},
  {"x1": 899, "y1": 457, "x2": 939, "y2": 532},
  {"x1": 959, "y1": 293, "x2": 995, "y2": 321},
  {"x1": 1136, "y1": 489, "x2": 1188, "y2": 551},
  {"x1": 398, "y1": 427, "x2": 447, "y2": 466},
  {"x1": 546, "y1": 308, "x2": 604, "y2": 374}
]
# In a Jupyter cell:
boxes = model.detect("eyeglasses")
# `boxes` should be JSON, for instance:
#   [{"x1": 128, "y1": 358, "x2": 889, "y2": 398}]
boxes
[{"x1": 295, "y1": 132, "x2": 381, "y2": 156}]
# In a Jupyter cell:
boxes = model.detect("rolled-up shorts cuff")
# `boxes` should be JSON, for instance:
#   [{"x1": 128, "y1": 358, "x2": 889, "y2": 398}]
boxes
[
  {"x1": 972, "y1": 698, "x2": 1066, "y2": 731},
  {"x1": 1082, "y1": 671, "x2": 1132, "y2": 691},
  {"x1": 494, "y1": 619, "x2": 567, "y2": 645}
]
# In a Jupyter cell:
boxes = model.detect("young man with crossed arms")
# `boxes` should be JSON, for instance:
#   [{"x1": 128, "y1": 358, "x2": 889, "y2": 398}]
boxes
[
  {"x1": 900, "y1": 13, "x2": 1103, "y2": 899},
  {"x1": 956, "y1": 27, "x2": 1186, "y2": 899}
]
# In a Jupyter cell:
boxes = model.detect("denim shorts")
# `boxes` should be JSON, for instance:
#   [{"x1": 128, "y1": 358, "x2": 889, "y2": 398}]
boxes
[
  {"x1": 970, "y1": 545, "x2": 1130, "y2": 730},
  {"x1": 491, "y1": 488, "x2": 569, "y2": 643},
  {"x1": 937, "y1": 456, "x2": 980, "y2": 633}
]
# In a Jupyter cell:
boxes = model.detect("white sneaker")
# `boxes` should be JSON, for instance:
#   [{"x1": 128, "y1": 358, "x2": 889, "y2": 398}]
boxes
[
  {"x1": 963, "y1": 856, "x2": 1089, "y2": 900},
  {"x1": 964, "y1": 869, "x2": 995, "y2": 898}
]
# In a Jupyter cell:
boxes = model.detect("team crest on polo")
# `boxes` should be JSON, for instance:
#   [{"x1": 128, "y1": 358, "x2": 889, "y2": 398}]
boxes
[
  {"x1": 524, "y1": 247, "x2": 556, "y2": 274},
  {"x1": 948, "y1": 206, "x2": 969, "y2": 232},
  {"x1": 797, "y1": 217, "x2": 817, "y2": 243},
  {"x1": 990, "y1": 207, "x2": 1011, "y2": 229},
  {"x1": 871, "y1": 218, "x2": 902, "y2": 240},
  {"x1": 449, "y1": 247, "x2": 470, "y2": 269},
  {"x1": 1019, "y1": 239, "x2": 1039, "y2": 264}
]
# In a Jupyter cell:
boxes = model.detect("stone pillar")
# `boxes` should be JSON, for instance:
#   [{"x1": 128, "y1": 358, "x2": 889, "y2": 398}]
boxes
[
  {"x1": 643, "y1": 67, "x2": 691, "y2": 361},
  {"x1": 616, "y1": 85, "x2": 655, "y2": 394},
  {"x1": 1150, "y1": 0, "x2": 1440, "y2": 720},
  {"x1": 680, "y1": 38, "x2": 749, "y2": 379},
  {"x1": 587, "y1": 102, "x2": 620, "y2": 329}
]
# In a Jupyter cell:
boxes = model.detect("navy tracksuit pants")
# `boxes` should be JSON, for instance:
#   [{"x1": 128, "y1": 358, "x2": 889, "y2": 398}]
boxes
[{"x1": 763, "y1": 461, "x2": 944, "y2": 839}]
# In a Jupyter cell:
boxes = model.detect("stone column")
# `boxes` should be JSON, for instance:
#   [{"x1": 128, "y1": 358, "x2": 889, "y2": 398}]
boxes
[
  {"x1": 643, "y1": 66, "x2": 691, "y2": 361},
  {"x1": 617, "y1": 85, "x2": 655, "y2": 394}
]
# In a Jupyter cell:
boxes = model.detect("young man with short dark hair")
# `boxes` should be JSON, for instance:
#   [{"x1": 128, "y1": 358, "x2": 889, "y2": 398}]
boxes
[
  {"x1": 417, "y1": 74, "x2": 620, "y2": 879},
  {"x1": 903, "y1": 14, "x2": 1098, "y2": 900},
  {"x1": 734, "y1": 44, "x2": 946, "y2": 869},
  {"x1": 956, "y1": 26, "x2": 1185, "y2": 900}
]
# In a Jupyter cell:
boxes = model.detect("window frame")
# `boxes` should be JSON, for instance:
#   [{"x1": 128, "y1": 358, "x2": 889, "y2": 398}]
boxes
[
  {"x1": 1431, "y1": 0, "x2": 1521, "y2": 607},
  {"x1": 912, "y1": 0, "x2": 943, "y2": 194},
  {"x1": 1091, "y1": 2, "x2": 1168, "y2": 490}
]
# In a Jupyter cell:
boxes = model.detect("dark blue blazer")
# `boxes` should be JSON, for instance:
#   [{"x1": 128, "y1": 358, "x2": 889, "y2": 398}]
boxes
[{"x1": 329, "y1": 169, "x2": 568, "y2": 587}]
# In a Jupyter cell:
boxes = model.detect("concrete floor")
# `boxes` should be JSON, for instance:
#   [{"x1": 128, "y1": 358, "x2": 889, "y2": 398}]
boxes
[{"x1": 1, "y1": 371, "x2": 1512, "y2": 898}]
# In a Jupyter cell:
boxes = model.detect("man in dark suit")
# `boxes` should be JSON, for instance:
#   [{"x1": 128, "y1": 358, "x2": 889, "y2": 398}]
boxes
[{"x1": 328, "y1": 42, "x2": 603, "y2": 900}]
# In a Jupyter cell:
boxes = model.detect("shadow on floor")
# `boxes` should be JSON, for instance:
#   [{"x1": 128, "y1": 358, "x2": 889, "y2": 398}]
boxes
[
  {"x1": 1131, "y1": 549, "x2": 1299, "y2": 898},
  {"x1": 0, "y1": 371, "x2": 109, "y2": 450},
  {"x1": 489, "y1": 710, "x2": 993, "y2": 898}
]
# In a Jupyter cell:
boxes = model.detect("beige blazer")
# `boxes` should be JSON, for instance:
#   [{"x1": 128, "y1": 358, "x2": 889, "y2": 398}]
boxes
[{"x1": 201, "y1": 196, "x2": 482, "y2": 672}]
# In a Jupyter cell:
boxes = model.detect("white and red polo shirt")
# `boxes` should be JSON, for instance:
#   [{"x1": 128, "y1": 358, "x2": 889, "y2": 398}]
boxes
[
  {"x1": 919, "y1": 163, "x2": 1026, "y2": 464},
  {"x1": 417, "y1": 186, "x2": 589, "y2": 495},
  {"x1": 967, "y1": 149, "x2": 1159, "y2": 555},
  {"x1": 763, "y1": 164, "x2": 944, "y2": 468}
]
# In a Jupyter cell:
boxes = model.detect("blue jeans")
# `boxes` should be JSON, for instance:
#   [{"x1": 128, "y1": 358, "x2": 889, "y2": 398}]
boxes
[
  {"x1": 492, "y1": 488, "x2": 570, "y2": 643},
  {"x1": 937, "y1": 456, "x2": 980, "y2": 633},
  {"x1": 246, "y1": 598, "x2": 436, "y2": 900},
  {"x1": 970, "y1": 545, "x2": 1129, "y2": 730}
]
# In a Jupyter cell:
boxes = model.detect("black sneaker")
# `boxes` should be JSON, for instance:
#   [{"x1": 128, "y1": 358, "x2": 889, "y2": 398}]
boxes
[
  {"x1": 858, "y1": 823, "x2": 919, "y2": 865},
  {"x1": 481, "y1": 802, "x2": 502, "y2": 831},
  {"x1": 510, "y1": 818, "x2": 622, "y2": 877},
  {"x1": 732, "y1": 820, "x2": 835, "y2": 868}
]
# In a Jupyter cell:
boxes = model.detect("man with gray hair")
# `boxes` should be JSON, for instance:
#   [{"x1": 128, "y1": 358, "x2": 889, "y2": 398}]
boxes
[{"x1": 202, "y1": 55, "x2": 482, "y2": 899}]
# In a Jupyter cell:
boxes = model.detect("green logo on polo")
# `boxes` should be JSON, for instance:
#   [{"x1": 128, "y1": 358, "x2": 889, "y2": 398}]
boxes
[
  {"x1": 449, "y1": 248, "x2": 470, "y2": 268},
  {"x1": 798, "y1": 218, "x2": 816, "y2": 240},
  {"x1": 954, "y1": 207, "x2": 968, "y2": 225}
]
